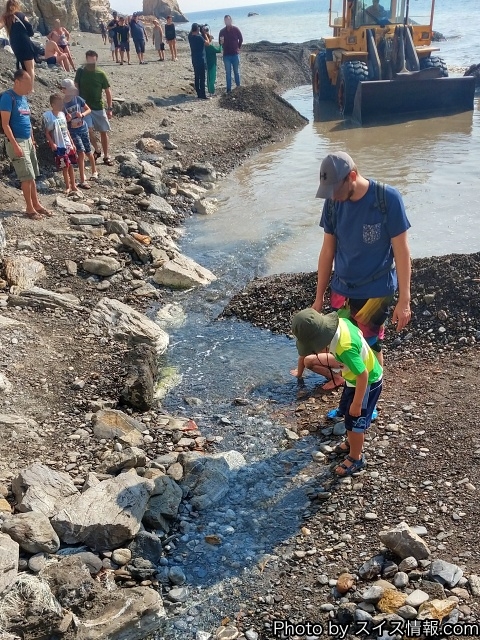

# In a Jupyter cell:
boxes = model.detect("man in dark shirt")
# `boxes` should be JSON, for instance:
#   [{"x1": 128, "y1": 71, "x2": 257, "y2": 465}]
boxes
[
  {"x1": 218, "y1": 15, "x2": 243, "y2": 93},
  {"x1": 107, "y1": 11, "x2": 120, "y2": 63},
  {"x1": 115, "y1": 16, "x2": 130, "y2": 65},
  {"x1": 188, "y1": 23, "x2": 207, "y2": 100},
  {"x1": 130, "y1": 13, "x2": 149, "y2": 65}
]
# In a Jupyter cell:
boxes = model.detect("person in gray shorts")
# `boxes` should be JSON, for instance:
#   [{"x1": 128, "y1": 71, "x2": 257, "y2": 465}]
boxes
[
  {"x1": 0, "y1": 69, "x2": 52, "y2": 219},
  {"x1": 74, "y1": 50, "x2": 115, "y2": 165}
]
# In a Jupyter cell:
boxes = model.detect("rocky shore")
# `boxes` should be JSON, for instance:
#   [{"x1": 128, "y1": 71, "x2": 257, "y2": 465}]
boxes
[{"x1": 0, "y1": 30, "x2": 479, "y2": 640}]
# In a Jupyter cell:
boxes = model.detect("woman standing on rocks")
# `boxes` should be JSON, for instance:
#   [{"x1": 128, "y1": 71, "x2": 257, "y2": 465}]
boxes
[
  {"x1": 0, "y1": 0, "x2": 36, "y2": 83},
  {"x1": 165, "y1": 16, "x2": 177, "y2": 61},
  {"x1": 152, "y1": 20, "x2": 164, "y2": 61}
]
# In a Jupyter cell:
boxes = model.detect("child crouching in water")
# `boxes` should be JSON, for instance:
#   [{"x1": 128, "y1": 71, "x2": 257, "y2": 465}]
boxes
[
  {"x1": 43, "y1": 93, "x2": 78, "y2": 195},
  {"x1": 291, "y1": 308, "x2": 383, "y2": 477}
]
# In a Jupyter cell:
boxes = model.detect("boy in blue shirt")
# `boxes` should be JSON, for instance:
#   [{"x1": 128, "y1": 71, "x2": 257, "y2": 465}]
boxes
[{"x1": 0, "y1": 70, "x2": 51, "y2": 219}]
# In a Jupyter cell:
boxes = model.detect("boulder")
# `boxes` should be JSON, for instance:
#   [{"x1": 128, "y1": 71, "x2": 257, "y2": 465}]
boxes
[
  {"x1": 0, "y1": 532, "x2": 19, "y2": 594},
  {"x1": 0, "y1": 413, "x2": 42, "y2": 443},
  {"x1": 180, "y1": 451, "x2": 246, "y2": 511},
  {"x1": 98, "y1": 447, "x2": 147, "y2": 474},
  {"x1": 195, "y1": 198, "x2": 218, "y2": 215},
  {"x1": 2, "y1": 512, "x2": 60, "y2": 554},
  {"x1": 121, "y1": 344, "x2": 158, "y2": 411},
  {"x1": 146, "y1": 195, "x2": 176, "y2": 217},
  {"x1": 137, "y1": 138, "x2": 164, "y2": 155},
  {"x1": 70, "y1": 214, "x2": 105, "y2": 226},
  {"x1": 429, "y1": 559, "x2": 463, "y2": 588},
  {"x1": 120, "y1": 234, "x2": 151, "y2": 264},
  {"x1": 8, "y1": 287, "x2": 82, "y2": 311},
  {"x1": 12, "y1": 463, "x2": 79, "y2": 518},
  {"x1": 141, "y1": 161, "x2": 163, "y2": 180},
  {"x1": 90, "y1": 297, "x2": 169, "y2": 355},
  {"x1": 143, "y1": 476, "x2": 182, "y2": 529},
  {"x1": 92, "y1": 409, "x2": 145, "y2": 447},
  {"x1": 177, "y1": 183, "x2": 207, "y2": 200},
  {"x1": 153, "y1": 253, "x2": 216, "y2": 289},
  {"x1": 51, "y1": 471, "x2": 153, "y2": 551},
  {"x1": 105, "y1": 220, "x2": 129, "y2": 236},
  {"x1": 119, "y1": 159, "x2": 144, "y2": 179},
  {"x1": 83, "y1": 256, "x2": 122, "y2": 277},
  {"x1": 138, "y1": 176, "x2": 167, "y2": 197},
  {"x1": 137, "y1": 220, "x2": 169, "y2": 240},
  {"x1": 378, "y1": 521, "x2": 431, "y2": 560},
  {"x1": 129, "y1": 530, "x2": 163, "y2": 567},
  {"x1": 17, "y1": 0, "x2": 110, "y2": 33},
  {"x1": 4, "y1": 256, "x2": 46, "y2": 292},
  {"x1": 142, "y1": 0, "x2": 188, "y2": 22},
  {"x1": 188, "y1": 162, "x2": 217, "y2": 182},
  {"x1": 55, "y1": 196, "x2": 91, "y2": 214}
]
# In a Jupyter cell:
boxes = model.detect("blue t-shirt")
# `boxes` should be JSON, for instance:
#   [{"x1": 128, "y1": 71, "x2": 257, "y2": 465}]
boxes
[
  {"x1": 0, "y1": 90, "x2": 31, "y2": 140},
  {"x1": 320, "y1": 180, "x2": 411, "y2": 298},
  {"x1": 188, "y1": 33, "x2": 206, "y2": 64},
  {"x1": 130, "y1": 21, "x2": 146, "y2": 42},
  {"x1": 63, "y1": 96, "x2": 88, "y2": 135}
]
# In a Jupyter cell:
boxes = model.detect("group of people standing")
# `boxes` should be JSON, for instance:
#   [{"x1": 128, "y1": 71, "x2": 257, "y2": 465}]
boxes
[
  {"x1": 100, "y1": 12, "x2": 178, "y2": 65},
  {"x1": 188, "y1": 15, "x2": 243, "y2": 100}
]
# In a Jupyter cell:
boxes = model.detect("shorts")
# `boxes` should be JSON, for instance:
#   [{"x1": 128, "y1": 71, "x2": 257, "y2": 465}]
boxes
[
  {"x1": 70, "y1": 127, "x2": 91, "y2": 153},
  {"x1": 84, "y1": 110, "x2": 111, "y2": 133},
  {"x1": 133, "y1": 39, "x2": 145, "y2": 54},
  {"x1": 120, "y1": 41, "x2": 130, "y2": 52},
  {"x1": 331, "y1": 292, "x2": 394, "y2": 351},
  {"x1": 45, "y1": 56, "x2": 57, "y2": 65},
  {"x1": 54, "y1": 147, "x2": 77, "y2": 170},
  {"x1": 6, "y1": 138, "x2": 39, "y2": 182},
  {"x1": 339, "y1": 379, "x2": 383, "y2": 433}
]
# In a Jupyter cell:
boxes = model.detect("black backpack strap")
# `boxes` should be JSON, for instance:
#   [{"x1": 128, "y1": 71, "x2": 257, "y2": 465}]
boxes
[{"x1": 374, "y1": 181, "x2": 388, "y2": 220}]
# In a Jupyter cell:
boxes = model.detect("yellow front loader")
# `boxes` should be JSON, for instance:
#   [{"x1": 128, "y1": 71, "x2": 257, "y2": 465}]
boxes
[{"x1": 311, "y1": 0, "x2": 475, "y2": 124}]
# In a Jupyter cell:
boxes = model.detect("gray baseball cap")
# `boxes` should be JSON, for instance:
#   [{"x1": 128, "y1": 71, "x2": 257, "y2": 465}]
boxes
[{"x1": 315, "y1": 152, "x2": 355, "y2": 199}]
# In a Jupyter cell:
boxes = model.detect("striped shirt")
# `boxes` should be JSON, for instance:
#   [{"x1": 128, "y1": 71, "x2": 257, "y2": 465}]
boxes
[{"x1": 330, "y1": 318, "x2": 383, "y2": 387}]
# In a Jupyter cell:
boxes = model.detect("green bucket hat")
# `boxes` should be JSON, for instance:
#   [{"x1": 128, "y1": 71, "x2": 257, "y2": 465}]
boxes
[{"x1": 291, "y1": 309, "x2": 339, "y2": 357}]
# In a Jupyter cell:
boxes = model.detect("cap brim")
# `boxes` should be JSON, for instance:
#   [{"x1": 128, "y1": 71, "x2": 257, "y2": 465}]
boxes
[{"x1": 315, "y1": 182, "x2": 335, "y2": 199}]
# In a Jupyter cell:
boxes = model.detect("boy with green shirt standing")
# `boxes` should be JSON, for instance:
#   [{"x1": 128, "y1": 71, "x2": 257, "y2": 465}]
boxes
[
  {"x1": 74, "y1": 50, "x2": 114, "y2": 166},
  {"x1": 292, "y1": 308, "x2": 383, "y2": 477}
]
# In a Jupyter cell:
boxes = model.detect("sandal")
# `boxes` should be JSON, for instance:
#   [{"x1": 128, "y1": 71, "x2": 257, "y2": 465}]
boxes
[
  {"x1": 78, "y1": 182, "x2": 91, "y2": 190},
  {"x1": 335, "y1": 455, "x2": 366, "y2": 477},
  {"x1": 35, "y1": 206, "x2": 54, "y2": 218},
  {"x1": 90, "y1": 172, "x2": 99, "y2": 180},
  {"x1": 103, "y1": 157, "x2": 114, "y2": 166},
  {"x1": 94, "y1": 151, "x2": 102, "y2": 161},
  {"x1": 25, "y1": 211, "x2": 43, "y2": 220},
  {"x1": 332, "y1": 440, "x2": 350, "y2": 455}
]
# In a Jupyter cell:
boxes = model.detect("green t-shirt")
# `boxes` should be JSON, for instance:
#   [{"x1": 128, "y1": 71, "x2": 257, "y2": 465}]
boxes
[
  {"x1": 330, "y1": 318, "x2": 383, "y2": 387},
  {"x1": 75, "y1": 66, "x2": 110, "y2": 111}
]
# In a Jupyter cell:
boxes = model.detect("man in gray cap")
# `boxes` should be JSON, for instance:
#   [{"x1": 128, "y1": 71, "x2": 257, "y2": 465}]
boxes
[{"x1": 311, "y1": 151, "x2": 411, "y2": 416}]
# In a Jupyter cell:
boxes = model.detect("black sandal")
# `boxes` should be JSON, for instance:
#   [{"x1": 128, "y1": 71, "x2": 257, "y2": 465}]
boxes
[
  {"x1": 335, "y1": 455, "x2": 366, "y2": 477},
  {"x1": 332, "y1": 440, "x2": 350, "y2": 455}
]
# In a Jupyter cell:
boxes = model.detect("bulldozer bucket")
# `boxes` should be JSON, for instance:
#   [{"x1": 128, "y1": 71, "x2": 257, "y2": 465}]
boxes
[{"x1": 352, "y1": 74, "x2": 476, "y2": 125}]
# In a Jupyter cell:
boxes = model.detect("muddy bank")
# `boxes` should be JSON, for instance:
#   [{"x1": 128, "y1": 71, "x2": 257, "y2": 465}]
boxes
[{"x1": 223, "y1": 252, "x2": 480, "y2": 351}]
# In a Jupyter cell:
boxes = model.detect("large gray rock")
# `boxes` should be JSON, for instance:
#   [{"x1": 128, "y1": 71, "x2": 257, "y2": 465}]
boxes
[
  {"x1": 98, "y1": 447, "x2": 147, "y2": 474},
  {"x1": 146, "y1": 195, "x2": 176, "y2": 217},
  {"x1": 153, "y1": 253, "x2": 216, "y2": 289},
  {"x1": 143, "y1": 0, "x2": 187, "y2": 22},
  {"x1": 194, "y1": 198, "x2": 218, "y2": 216},
  {"x1": 55, "y1": 196, "x2": 91, "y2": 214},
  {"x1": 92, "y1": 409, "x2": 145, "y2": 447},
  {"x1": 8, "y1": 287, "x2": 82, "y2": 311},
  {"x1": 121, "y1": 344, "x2": 158, "y2": 411},
  {"x1": 14, "y1": 0, "x2": 110, "y2": 33},
  {"x1": 0, "y1": 532, "x2": 19, "y2": 594},
  {"x1": 12, "y1": 463, "x2": 79, "y2": 518},
  {"x1": 143, "y1": 476, "x2": 182, "y2": 529},
  {"x1": 70, "y1": 214, "x2": 105, "y2": 226},
  {"x1": 137, "y1": 138, "x2": 164, "y2": 154},
  {"x1": 4, "y1": 256, "x2": 46, "y2": 292},
  {"x1": 180, "y1": 451, "x2": 246, "y2": 511},
  {"x1": 0, "y1": 413, "x2": 43, "y2": 442},
  {"x1": 51, "y1": 471, "x2": 153, "y2": 551},
  {"x1": 90, "y1": 297, "x2": 169, "y2": 355},
  {"x1": 119, "y1": 159, "x2": 143, "y2": 179},
  {"x1": 378, "y1": 521, "x2": 431, "y2": 560},
  {"x1": 188, "y1": 162, "x2": 217, "y2": 182},
  {"x1": 429, "y1": 559, "x2": 463, "y2": 588},
  {"x1": 83, "y1": 257, "x2": 122, "y2": 277},
  {"x1": 2, "y1": 512, "x2": 60, "y2": 554},
  {"x1": 42, "y1": 555, "x2": 95, "y2": 608}
]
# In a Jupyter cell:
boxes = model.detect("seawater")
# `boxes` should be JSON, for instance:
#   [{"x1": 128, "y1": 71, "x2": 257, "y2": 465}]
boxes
[{"x1": 185, "y1": 0, "x2": 479, "y2": 68}]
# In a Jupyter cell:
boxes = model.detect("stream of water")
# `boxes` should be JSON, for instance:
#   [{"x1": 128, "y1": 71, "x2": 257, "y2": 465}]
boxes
[{"x1": 152, "y1": 79, "x2": 480, "y2": 636}]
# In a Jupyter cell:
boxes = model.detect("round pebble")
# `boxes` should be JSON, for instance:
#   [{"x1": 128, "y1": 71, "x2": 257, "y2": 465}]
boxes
[{"x1": 112, "y1": 548, "x2": 132, "y2": 566}]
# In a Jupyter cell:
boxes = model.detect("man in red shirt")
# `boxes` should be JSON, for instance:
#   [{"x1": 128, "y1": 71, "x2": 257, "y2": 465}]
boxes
[{"x1": 218, "y1": 15, "x2": 243, "y2": 93}]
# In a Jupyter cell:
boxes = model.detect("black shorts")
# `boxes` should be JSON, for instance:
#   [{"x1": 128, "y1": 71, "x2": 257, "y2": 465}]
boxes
[
  {"x1": 134, "y1": 39, "x2": 145, "y2": 54},
  {"x1": 120, "y1": 41, "x2": 130, "y2": 52}
]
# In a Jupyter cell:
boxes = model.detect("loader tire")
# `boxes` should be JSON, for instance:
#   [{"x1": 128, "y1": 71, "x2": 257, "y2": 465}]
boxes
[
  {"x1": 313, "y1": 52, "x2": 334, "y2": 101},
  {"x1": 337, "y1": 61, "x2": 369, "y2": 116},
  {"x1": 420, "y1": 55, "x2": 448, "y2": 78}
]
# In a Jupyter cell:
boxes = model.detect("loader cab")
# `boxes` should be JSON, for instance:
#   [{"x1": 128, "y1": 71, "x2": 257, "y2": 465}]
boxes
[{"x1": 329, "y1": 0, "x2": 435, "y2": 30}]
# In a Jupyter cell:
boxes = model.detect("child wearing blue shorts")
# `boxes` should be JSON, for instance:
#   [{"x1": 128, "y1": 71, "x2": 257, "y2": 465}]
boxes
[{"x1": 292, "y1": 308, "x2": 383, "y2": 477}]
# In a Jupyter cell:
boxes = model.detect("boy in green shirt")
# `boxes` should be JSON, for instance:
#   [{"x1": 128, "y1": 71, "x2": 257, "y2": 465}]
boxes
[{"x1": 292, "y1": 308, "x2": 383, "y2": 477}]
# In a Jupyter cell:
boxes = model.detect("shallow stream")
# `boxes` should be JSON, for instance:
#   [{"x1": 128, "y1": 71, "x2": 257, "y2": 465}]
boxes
[{"x1": 156, "y1": 87, "x2": 480, "y2": 637}]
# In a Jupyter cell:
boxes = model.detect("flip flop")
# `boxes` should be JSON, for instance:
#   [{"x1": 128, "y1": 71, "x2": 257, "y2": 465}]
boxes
[
  {"x1": 335, "y1": 454, "x2": 366, "y2": 477},
  {"x1": 103, "y1": 157, "x2": 114, "y2": 166},
  {"x1": 25, "y1": 211, "x2": 43, "y2": 220},
  {"x1": 78, "y1": 182, "x2": 91, "y2": 190},
  {"x1": 35, "y1": 207, "x2": 54, "y2": 217}
]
